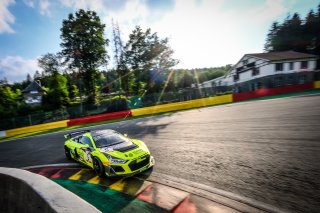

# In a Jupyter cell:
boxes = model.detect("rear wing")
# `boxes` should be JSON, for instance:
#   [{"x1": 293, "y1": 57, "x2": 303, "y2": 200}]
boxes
[{"x1": 64, "y1": 130, "x2": 90, "y2": 139}]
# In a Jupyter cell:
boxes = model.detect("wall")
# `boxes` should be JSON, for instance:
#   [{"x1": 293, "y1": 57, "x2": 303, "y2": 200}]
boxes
[
  {"x1": 67, "y1": 110, "x2": 132, "y2": 127},
  {"x1": 0, "y1": 167, "x2": 100, "y2": 212},
  {"x1": 5, "y1": 120, "x2": 69, "y2": 137},
  {"x1": 131, "y1": 95, "x2": 232, "y2": 117},
  {"x1": 233, "y1": 82, "x2": 314, "y2": 102}
]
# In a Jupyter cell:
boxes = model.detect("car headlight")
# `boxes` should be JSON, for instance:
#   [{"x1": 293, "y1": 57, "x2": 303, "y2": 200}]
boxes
[{"x1": 104, "y1": 154, "x2": 127, "y2": 164}]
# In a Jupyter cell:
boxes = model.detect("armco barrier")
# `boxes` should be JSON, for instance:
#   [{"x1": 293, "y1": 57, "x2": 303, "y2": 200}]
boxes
[
  {"x1": 0, "y1": 167, "x2": 100, "y2": 212},
  {"x1": 315, "y1": 81, "x2": 320, "y2": 89},
  {"x1": 67, "y1": 110, "x2": 132, "y2": 127},
  {"x1": 5, "y1": 120, "x2": 69, "y2": 137},
  {"x1": 233, "y1": 82, "x2": 314, "y2": 102},
  {"x1": 131, "y1": 94, "x2": 232, "y2": 117}
]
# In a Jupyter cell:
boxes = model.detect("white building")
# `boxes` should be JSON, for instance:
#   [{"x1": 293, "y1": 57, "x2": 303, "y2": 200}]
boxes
[{"x1": 200, "y1": 51, "x2": 319, "y2": 93}]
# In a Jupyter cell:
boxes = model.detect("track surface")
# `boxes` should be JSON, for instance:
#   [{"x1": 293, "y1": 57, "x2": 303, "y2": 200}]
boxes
[{"x1": 1, "y1": 95, "x2": 320, "y2": 213}]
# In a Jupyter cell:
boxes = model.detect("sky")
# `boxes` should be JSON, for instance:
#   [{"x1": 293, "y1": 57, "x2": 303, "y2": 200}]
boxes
[{"x1": 0, "y1": 0, "x2": 319, "y2": 83}]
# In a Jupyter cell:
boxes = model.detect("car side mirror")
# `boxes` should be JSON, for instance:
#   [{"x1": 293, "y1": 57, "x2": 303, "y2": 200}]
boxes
[{"x1": 83, "y1": 144, "x2": 89, "y2": 148}]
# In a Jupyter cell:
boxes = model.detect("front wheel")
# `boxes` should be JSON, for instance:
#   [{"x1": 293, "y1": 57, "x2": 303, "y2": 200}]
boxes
[
  {"x1": 64, "y1": 146, "x2": 72, "y2": 160},
  {"x1": 93, "y1": 157, "x2": 106, "y2": 177}
]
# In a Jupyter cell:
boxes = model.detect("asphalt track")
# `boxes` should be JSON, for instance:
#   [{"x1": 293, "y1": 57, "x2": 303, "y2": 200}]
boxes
[{"x1": 1, "y1": 95, "x2": 320, "y2": 213}]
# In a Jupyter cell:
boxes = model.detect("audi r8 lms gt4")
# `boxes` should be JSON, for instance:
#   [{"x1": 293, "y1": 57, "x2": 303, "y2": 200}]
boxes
[{"x1": 64, "y1": 129, "x2": 154, "y2": 177}]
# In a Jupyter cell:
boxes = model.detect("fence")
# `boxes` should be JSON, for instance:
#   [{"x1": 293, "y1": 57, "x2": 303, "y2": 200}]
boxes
[
  {"x1": 0, "y1": 88, "x2": 232, "y2": 131},
  {"x1": 0, "y1": 98, "x2": 128, "y2": 130},
  {"x1": 1, "y1": 79, "x2": 318, "y2": 131}
]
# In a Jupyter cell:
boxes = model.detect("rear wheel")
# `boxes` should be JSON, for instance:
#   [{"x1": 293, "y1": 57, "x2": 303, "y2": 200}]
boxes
[
  {"x1": 93, "y1": 157, "x2": 106, "y2": 177},
  {"x1": 64, "y1": 146, "x2": 72, "y2": 160}
]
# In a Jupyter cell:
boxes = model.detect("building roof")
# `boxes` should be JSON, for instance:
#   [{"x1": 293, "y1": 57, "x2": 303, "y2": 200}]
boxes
[
  {"x1": 247, "y1": 51, "x2": 318, "y2": 61},
  {"x1": 22, "y1": 81, "x2": 45, "y2": 93}
]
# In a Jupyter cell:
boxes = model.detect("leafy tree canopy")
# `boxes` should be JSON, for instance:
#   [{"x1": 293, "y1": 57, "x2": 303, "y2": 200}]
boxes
[
  {"x1": 264, "y1": 3, "x2": 320, "y2": 55},
  {"x1": 60, "y1": 9, "x2": 109, "y2": 103}
]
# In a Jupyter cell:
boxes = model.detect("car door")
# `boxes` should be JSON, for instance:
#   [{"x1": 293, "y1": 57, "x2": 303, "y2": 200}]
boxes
[
  {"x1": 69, "y1": 136, "x2": 85, "y2": 160},
  {"x1": 76, "y1": 135, "x2": 94, "y2": 167}
]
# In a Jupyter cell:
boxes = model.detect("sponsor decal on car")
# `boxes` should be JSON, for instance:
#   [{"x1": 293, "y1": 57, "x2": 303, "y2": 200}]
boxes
[{"x1": 100, "y1": 147, "x2": 114, "y2": 153}]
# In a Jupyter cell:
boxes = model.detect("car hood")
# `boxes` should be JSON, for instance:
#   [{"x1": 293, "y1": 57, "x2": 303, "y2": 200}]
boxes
[
  {"x1": 100, "y1": 140, "x2": 137, "y2": 153},
  {"x1": 99, "y1": 139, "x2": 150, "y2": 160}
]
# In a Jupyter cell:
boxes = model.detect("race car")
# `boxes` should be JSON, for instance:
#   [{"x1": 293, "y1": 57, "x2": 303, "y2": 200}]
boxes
[{"x1": 64, "y1": 129, "x2": 154, "y2": 177}]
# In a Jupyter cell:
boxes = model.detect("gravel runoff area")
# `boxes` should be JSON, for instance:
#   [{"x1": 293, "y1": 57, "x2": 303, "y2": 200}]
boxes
[{"x1": 0, "y1": 94, "x2": 319, "y2": 212}]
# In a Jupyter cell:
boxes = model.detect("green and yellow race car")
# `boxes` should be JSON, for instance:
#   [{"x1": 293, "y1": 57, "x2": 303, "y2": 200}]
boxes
[{"x1": 64, "y1": 129, "x2": 154, "y2": 177}]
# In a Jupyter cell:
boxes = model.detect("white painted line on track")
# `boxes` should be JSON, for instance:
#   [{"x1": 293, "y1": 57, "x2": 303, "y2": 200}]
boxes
[{"x1": 21, "y1": 163, "x2": 82, "y2": 170}]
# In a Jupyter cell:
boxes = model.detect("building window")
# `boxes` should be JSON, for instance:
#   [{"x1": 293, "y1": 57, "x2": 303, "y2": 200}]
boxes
[
  {"x1": 242, "y1": 59, "x2": 248, "y2": 66},
  {"x1": 233, "y1": 74, "x2": 239, "y2": 82},
  {"x1": 250, "y1": 83, "x2": 256, "y2": 91},
  {"x1": 289, "y1": 62, "x2": 294, "y2": 70},
  {"x1": 300, "y1": 61, "x2": 308, "y2": 69},
  {"x1": 257, "y1": 82, "x2": 263, "y2": 89},
  {"x1": 275, "y1": 63, "x2": 283, "y2": 71},
  {"x1": 247, "y1": 62, "x2": 255, "y2": 68},
  {"x1": 275, "y1": 76, "x2": 283, "y2": 87},
  {"x1": 287, "y1": 75, "x2": 294, "y2": 85},
  {"x1": 236, "y1": 67, "x2": 243, "y2": 72},
  {"x1": 252, "y1": 68, "x2": 260, "y2": 76},
  {"x1": 299, "y1": 75, "x2": 306, "y2": 84},
  {"x1": 267, "y1": 79, "x2": 273, "y2": 88}
]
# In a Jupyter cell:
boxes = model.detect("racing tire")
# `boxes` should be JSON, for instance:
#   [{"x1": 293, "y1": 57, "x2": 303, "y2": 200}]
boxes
[
  {"x1": 93, "y1": 157, "x2": 106, "y2": 177},
  {"x1": 64, "y1": 146, "x2": 72, "y2": 160}
]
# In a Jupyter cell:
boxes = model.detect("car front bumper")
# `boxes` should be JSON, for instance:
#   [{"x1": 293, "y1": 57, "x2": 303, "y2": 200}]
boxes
[{"x1": 105, "y1": 156, "x2": 155, "y2": 177}]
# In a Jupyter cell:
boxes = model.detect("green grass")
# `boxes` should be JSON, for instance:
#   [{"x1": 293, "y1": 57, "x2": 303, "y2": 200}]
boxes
[{"x1": 1, "y1": 88, "x2": 319, "y2": 142}]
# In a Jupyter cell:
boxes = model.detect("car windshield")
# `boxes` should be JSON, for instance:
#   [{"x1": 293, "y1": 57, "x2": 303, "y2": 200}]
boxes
[{"x1": 93, "y1": 133, "x2": 127, "y2": 148}]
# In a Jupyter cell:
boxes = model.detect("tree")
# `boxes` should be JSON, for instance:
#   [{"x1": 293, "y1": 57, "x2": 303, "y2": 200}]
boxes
[
  {"x1": 60, "y1": 9, "x2": 109, "y2": 103},
  {"x1": 111, "y1": 19, "x2": 131, "y2": 94},
  {"x1": 38, "y1": 53, "x2": 70, "y2": 109},
  {"x1": 264, "y1": 4, "x2": 320, "y2": 55},
  {"x1": 38, "y1": 53, "x2": 60, "y2": 76},
  {"x1": 68, "y1": 84, "x2": 79, "y2": 101},
  {"x1": 42, "y1": 74, "x2": 70, "y2": 110},
  {"x1": 112, "y1": 19, "x2": 124, "y2": 69},
  {"x1": 123, "y1": 26, "x2": 178, "y2": 94},
  {"x1": 0, "y1": 86, "x2": 20, "y2": 118},
  {"x1": 0, "y1": 78, "x2": 8, "y2": 86},
  {"x1": 33, "y1": 70, "x2": 41, "y2": 81},
  {"x1": 304, "y1": 10, "x2": 318, "y2": 53},
  {"x1": 178, "y1": 71, "x2": 194, "y2": 88},
  {"x1": 26, "y1": 74, "x2": 32, "y2": 83},
  {"x1": 264, "y1": 22, "x2": 279, "y2": 52}
]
